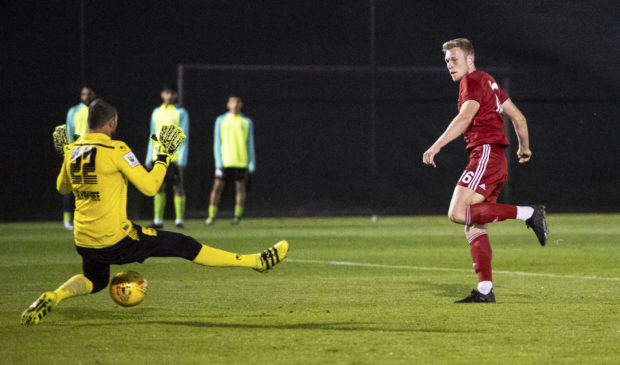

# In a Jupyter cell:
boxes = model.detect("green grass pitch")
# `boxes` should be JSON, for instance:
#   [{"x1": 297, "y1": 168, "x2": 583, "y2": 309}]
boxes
[{"x1": 2, "y1": 214, "x2": 619, "y2": 364}]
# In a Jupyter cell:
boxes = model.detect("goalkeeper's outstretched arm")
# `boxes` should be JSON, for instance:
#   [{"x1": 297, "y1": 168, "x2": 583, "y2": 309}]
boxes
[
  {"x1": 122, "y1": 125, "x2": 186, "y2": 196},
  {"x1": 120, "y1": 156, "x2": 166, "y2": 197}
]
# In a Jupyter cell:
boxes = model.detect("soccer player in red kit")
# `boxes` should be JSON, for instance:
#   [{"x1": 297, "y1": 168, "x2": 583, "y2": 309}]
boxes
[{"x1": 423, "y1": 38, "x2": 548, "y2": 303}]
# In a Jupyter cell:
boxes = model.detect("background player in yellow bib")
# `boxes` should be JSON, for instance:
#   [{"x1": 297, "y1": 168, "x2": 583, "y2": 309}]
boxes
[
  {"x1": 61, "y1": 86, "x2": 96, "y2": 230},
  {"x1": 21, "y1": 98, "x2": 287, "y2": 326},
  {"x1": 205, "y1": 96, "x2": 256, "y2": 225},
  {"x1": 145, "y1": 83, "x2": 189, "y2": 229}
]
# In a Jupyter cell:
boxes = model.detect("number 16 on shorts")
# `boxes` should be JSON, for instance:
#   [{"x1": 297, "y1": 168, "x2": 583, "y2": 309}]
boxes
[{"x1": 459, "y1": 170, "x2": 476, "y2": 185}]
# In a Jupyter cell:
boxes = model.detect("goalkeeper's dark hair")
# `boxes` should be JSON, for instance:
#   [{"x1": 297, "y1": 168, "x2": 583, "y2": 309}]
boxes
[{"x1": 88, "y1": 99, "x2": 118, "y2": 129}]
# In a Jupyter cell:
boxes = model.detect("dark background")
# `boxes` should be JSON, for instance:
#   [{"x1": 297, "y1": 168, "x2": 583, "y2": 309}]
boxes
[{"x1": 2, "y1": 0, "x2": 619, "y2": 222}]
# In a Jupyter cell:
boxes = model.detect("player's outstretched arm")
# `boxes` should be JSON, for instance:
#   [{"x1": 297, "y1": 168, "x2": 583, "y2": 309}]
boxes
[
  {"x1": 502, "y1": 98, "x2": 531, "y2": 163},
  {"x1": 423, "y1": 100, "x2": 480, "y2": 167},
  {"x1": 118, "y1": 144, "x2": 165, "y2": 197},
  {"x1": 122, "y1": 126, "x2": 187, "y2": 196}
]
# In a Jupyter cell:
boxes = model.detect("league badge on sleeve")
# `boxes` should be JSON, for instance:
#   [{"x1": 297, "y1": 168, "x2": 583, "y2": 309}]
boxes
[{"x1": 123, "y1": 152, "x2": 141, "y2": 168}]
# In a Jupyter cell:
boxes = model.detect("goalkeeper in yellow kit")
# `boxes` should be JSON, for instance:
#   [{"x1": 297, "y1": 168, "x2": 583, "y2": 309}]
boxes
[{"x1": 21, "y1": 99, "x2": 288, "y2": 326}]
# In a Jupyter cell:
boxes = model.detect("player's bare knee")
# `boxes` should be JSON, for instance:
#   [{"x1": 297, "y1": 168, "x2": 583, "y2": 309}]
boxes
[
  {"x1": 212, "y1": 179, "x2": 225, "y2": 193},
  {"x1": 448, "y1": 209, "x2": 466, "y2": 224}
]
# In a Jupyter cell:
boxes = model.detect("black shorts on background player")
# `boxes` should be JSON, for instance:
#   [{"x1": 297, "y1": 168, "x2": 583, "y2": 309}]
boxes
[
  {"x1": 215, "y1": 167, "x2": 248, "y2": 183},
  {"x1": 164, "y1": 162, "x2": 182, "y2": 185}
]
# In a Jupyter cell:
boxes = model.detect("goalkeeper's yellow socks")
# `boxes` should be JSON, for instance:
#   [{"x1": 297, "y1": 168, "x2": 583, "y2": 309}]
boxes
[
  {"x1": 174, "y1": 195, "x2": 186, "y2": 222},
  {"x1": 193, "y1": 244, "x2": 258, "y2": 268},
  {"x1": 154, "y1": 193, "x2": 166, "y2": 222},
  {"x1": 234, "y1": 205, "x2": 244, "y2": 218},
  {"x1": 53, "y1": 274, "x2": 93, "y2": 303}
]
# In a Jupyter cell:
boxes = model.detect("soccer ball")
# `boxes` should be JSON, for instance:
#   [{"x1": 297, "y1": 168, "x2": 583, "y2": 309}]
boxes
[{"x1": 109, "y1": 271, "x2": 148, "y2": 307}]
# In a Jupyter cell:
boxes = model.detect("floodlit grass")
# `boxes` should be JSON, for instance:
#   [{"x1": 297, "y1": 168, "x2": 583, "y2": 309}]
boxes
[{"x1": 1, "y1": 214, "x2": 619, "y2": 364}]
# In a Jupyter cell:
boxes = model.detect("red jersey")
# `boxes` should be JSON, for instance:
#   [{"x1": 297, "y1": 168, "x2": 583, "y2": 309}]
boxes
[{"x1": 458, "y1": 70, "x2": 509, "y2": 149}]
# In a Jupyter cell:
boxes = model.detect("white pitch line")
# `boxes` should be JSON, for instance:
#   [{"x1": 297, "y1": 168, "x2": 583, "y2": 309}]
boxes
[{"x1": 287, "y1": 259, "x2": 620, "y2": 282}]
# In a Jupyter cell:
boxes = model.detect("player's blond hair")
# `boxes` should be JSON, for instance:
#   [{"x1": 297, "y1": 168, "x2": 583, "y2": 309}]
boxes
[{"x1": 442, "y1": 38, "x2": 475, "y2": 55}]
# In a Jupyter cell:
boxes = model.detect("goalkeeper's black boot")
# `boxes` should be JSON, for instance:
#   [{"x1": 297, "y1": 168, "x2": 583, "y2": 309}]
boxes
[
  {"x1": 455, "y1": 289, "x2": 496, "y2": 303},
  {"x1": 149, "y1": 222, "x2": 163, "y2": 229},
  {"x1": 526, "y1": 204, "x2": 548, "y2": 246}
]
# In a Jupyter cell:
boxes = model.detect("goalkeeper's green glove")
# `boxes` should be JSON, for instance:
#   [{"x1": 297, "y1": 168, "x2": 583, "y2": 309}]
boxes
[
  {"x1": 150, "y1": 124, "x2": 186, "y2": 167},
  {"x1": 53, "y1": 124, "x2": 70, "y2": 155}
]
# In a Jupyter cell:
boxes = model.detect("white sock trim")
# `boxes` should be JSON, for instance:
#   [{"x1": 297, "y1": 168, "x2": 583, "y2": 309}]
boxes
[
  {"x1": 153, "y1": 218, "x2": 163, "y2": 225},
  {"x1": 516, "y1": 206, "x2": 534, "y2": 221},
  {"x1": 478, "y1": 281, "x2": 493, "y2": 295}
]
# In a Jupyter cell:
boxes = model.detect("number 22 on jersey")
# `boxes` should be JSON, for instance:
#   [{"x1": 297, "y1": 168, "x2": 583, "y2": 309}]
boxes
[{"x1": 70, "y1": 147, "x2": 98, "y2": 184}]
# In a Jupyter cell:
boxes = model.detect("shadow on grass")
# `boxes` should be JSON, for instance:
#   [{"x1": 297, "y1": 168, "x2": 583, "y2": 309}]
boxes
[
  {"x1": 52, "y1": 309, "x2": 475, "y2": 333},
  {"x1": 86, "y1": 320, "x2": 476, "y2": 333},
  {"x1": 410, "y1": 280, "x2": 538, "y2": 301},
  {"x1": 409, "y1": 281, "x2": 472, "y2": 298}
]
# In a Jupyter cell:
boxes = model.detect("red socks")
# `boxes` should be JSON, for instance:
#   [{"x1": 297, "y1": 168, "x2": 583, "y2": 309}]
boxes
[
  {"x1": 467, "y1": 202, "x2": 517, "y2": 225},
  {"x1": 466, "y1": 203, "x2": 504, "y2": 286},
  {"x1": 469, "y1": 233, "x2": 493, "y2": 283}
]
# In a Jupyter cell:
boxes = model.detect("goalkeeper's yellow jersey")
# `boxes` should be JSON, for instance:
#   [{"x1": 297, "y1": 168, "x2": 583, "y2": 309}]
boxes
[{"x1": 57, "y1": 133, "x2": 167, "y2": 249}]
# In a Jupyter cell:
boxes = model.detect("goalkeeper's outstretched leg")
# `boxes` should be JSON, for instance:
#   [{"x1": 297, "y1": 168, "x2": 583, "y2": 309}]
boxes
[
  {"x1": 139, "y1": 226, "x2": 289, "y2": 272},
  {"x1": 21, "y1": 235, "x2": 288, "y2": 325},
  {"x1": 21, "y1": 274, "x2": 93, "y2": 326},
  {"x1": 191, "y1": 239, "x2": 289, "y2": 273}
]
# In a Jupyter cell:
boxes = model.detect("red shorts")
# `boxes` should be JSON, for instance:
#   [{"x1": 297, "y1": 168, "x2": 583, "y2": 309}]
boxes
[{"x1": 456, "y1": 144, "x2": 507, "y2": 203}]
